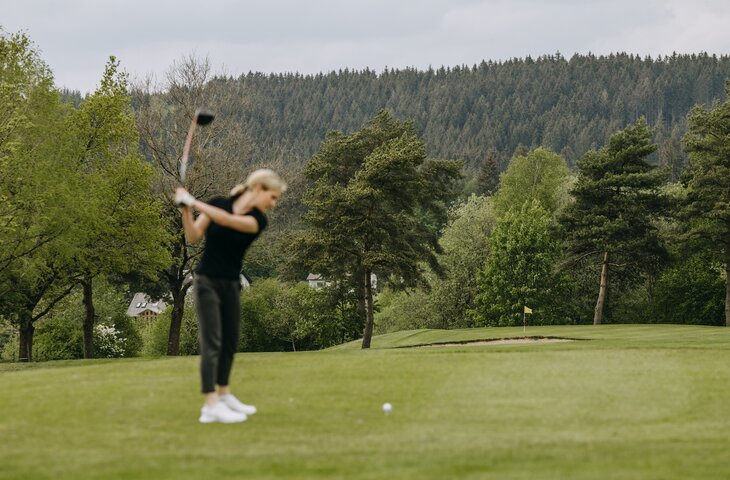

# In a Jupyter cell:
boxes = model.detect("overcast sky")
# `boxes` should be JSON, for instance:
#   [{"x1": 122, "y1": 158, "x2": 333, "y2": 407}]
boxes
[{"x1": 3, "y1": 0, "x2": 730, "y2": 94}]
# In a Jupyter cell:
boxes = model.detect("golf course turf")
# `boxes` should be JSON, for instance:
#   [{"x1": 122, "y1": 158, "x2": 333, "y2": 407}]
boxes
[{"x1": 2, "y1": 324, "x2": 729, "y2": 479}]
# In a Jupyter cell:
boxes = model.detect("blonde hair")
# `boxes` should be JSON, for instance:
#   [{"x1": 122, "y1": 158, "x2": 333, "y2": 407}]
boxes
[{"x1": 230, "y1": 169, "x2": 287, "y2": 197}]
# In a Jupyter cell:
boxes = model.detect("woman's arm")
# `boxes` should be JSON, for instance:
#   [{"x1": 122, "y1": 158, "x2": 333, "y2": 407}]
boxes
[
  {"x1": 192, "y1": 201, "x2": 260, "y2": 234},
  {"x1": 175, "y1": 187, "x2": 260, "y2": 235},
  {"x1": 180, "y1": 206, "x2": 211, "y2": 244}
]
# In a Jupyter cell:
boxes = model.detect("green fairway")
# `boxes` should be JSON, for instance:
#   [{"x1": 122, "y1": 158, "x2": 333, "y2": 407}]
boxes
[{"x1": 2, "y1": 324, "x2": 730, "y2": 479}]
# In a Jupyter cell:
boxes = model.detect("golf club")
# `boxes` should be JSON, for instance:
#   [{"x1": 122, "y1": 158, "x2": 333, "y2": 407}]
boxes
[{"x1": 179, "y1": 108, "x2": 215, "y2": 184}]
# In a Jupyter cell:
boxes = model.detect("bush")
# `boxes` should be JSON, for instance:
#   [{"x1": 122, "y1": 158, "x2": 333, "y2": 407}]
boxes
[
  {"x1": 240, "y1": 279, "x2": 361, "y2": 352},
  {"x1": 109, "y1": 312, "x2": 143, "y2": 357},
  {"x1": 141, "y1": 302, "x2": 199, "y2": 356},
  {"x1": 648, "y1": 253, "x2": 725, "y2": 325},
  {"x1": 93, "y1": 324, "x2": 126, "y2": 358},
  {"x1": 33, "y1": 316, "x2": 83, "y2": 362},
  {"x1": 374, "y1": 288, "x2": 436, "y2": 334},
  {"x1": 1, "y1": 335, "x2": 19, "y2": 362},
  {"x1": 240, "y1": 279, "x2": 289, "y2": 352},
  {"x1": 0, "y1": 317, "x2": 17, "y2": 362}
]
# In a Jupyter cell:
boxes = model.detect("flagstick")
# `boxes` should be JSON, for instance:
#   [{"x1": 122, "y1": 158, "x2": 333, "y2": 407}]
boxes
[{"x1": 523, "y1": 311, "x2": 526, "y2": 333}]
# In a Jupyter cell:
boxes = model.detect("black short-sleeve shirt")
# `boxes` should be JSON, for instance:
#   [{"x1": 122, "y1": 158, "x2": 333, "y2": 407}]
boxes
[{"x1": 194, "y1": 196, "x2": 268, "y2": 280}]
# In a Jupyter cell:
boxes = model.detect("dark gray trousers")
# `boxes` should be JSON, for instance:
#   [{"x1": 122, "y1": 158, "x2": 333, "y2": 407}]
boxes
[{"x1": 194, "y1": 274, "x2": 241, "y2": 393}]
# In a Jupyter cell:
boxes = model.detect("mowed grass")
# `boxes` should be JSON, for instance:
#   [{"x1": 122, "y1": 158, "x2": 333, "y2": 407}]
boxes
[{"x1": 2, "y1": 324, "x2": 730, "y2": 479}]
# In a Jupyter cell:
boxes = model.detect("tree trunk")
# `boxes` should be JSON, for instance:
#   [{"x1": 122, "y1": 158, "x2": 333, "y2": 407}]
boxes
[
  {"x1": 725, "y1": 255, "x2": 730, "y2": 327},
  {"x1": 594, "y1": 251, "x2": 609, "y2": 325},
  {"x1": 167, "y1": 289, "x2": 185, "y2": 356},
  {"x1": 82, "y1": 278, "x2": 95, "y2": 359},
  {"x1": 354, "y1": 264, "x2": 366, "y2": 335},
  {"x1": 18, "y1": 320, "x2": 34, "y2": 362},
  {"x1": 361, "y1": 269, "x2": 375, "y2": 349}
]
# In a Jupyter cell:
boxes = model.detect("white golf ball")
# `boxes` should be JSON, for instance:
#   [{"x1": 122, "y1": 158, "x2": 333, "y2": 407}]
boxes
[{"x1": 382, "y1": 402, "x2": 392, "y2": 413}]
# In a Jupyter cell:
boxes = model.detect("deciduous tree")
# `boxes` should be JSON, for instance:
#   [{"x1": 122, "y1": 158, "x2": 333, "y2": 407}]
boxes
[{"x1": 473, "y1": 200, "x2": 572, "y2": 326}]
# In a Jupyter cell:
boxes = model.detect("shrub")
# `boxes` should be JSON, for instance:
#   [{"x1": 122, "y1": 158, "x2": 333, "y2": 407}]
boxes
[
  {"x1": 93, "y1": 324, "x2": 125, "y2": 358},
  {"x1": 648, "y1": 253, "x2": 725, "y2": 325},
  {"x1": 141, "y1": 303, "x2": 198, "y2": 356},
  {"x1": 374, "y1": 288, "x2": 435, "y2": 334},
  {"x1": 33, "y1": 317, "x2": 84, "y2": 362}
]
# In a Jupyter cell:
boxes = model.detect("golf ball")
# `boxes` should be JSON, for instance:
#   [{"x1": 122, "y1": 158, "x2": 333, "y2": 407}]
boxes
[{"x1": 382, "y1": 402, "x2": 392, "y2": 413}]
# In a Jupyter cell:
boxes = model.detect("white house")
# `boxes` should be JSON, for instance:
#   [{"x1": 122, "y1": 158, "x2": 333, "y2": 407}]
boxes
[
  {"x1": 306, "y1": 273, "x2": 377, "y2": 290},
  {"x1": 306, "y1": 273, "x2": 330, "y2": 289},
  {"x1": 126, "y1": 293, "x2": 167, "y2": 320}
]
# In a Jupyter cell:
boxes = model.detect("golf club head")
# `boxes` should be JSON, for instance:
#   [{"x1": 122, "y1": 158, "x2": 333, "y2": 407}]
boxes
[{"x1": 195, "y1": 109, "x2": 215, "y2": 126}]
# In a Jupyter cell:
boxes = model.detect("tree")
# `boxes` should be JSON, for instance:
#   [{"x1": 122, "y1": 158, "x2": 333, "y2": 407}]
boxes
[
  {"x1": 0, "y1": 30, "x2": 68, "y2": 277},
  {"x1": 475, "y1": 151, "x2": 499, "y2": 196},
  {"x1": 473, "y1": 200, "x2": 572, "y2": 326},
  {"x1": 294, "y1": 110, "x2": 461, "y2": 348},
  {"x1": 681, "y1": 82, "x2": 730, "y2": 325},
  {"x1": 493, "y1": 147, "x2": 573, "y2": 218},
  {"x1": 64, "y1": 57, "x2": 171, "y2": 358},
  {"x1": 649, "y1": 252, "x2": 725, "y2": 325},
  {"x1": 0, "y1": 30, "x2": 81, "y2": 361},
  {"x1": 429, "y1": 195, "x2": 497, "y2": 328},
  {"x1": 560, "y1": 118, "x2": 669, "y2": 325},
  {"x1": 133, "y1": 54, "x2": 252, "y2": 355}
]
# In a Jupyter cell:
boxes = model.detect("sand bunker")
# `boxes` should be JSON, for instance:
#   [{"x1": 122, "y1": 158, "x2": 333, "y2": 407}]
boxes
[{"x1": 415, "y1": 337, "x2": 577, "y2": 348}]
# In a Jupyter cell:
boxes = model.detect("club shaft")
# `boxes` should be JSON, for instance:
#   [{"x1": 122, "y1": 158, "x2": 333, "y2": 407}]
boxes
[{"x1": 180, "y1": 117, "x2": 198, "y2": 184}]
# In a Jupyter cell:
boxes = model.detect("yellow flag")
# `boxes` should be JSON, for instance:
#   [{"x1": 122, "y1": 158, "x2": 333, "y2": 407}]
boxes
[{"x1": 524, "y1": 306, "x2": 533, "y2": 314}]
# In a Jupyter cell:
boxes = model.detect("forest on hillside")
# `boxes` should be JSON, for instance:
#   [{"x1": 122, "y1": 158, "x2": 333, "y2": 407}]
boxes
[{"x1": 210, "y1": 52, "x2": 730, "y2": 177}]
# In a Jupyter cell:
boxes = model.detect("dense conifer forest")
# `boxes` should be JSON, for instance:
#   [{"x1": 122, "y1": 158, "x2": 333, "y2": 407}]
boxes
[{"x1": 214, "y1": 52, "x2": 730, "y2": 176}]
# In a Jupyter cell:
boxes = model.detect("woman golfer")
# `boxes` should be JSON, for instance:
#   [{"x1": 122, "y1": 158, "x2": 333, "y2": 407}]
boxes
[{"x1": 175, "y1": 168, "x2": 286, "y2": 423}]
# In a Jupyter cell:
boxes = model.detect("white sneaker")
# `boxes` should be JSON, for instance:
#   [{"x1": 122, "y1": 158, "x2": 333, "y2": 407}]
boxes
[
  {"x1": 199, "y1": 401, "x2": 247, "y2": 424},
  {"x1": 219, "y1": 394, "x2": 257, "y2": 416}
]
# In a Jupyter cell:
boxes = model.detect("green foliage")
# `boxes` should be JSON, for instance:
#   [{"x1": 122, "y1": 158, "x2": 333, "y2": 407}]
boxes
[
  {"x1": 32, "y1": 317, "x2": 83, "y2": 362},
  {"x1": 0, "y1": 29, "x2": 73, "y2": 284},
  {"x1": 474, "y1": 200, "x2": 574, "y2": 326},
  {"x1": 239, "y1": 279, "x2": 286, "y2": 352},
  {"x1": 292, "y1": 110, "x2": 461, "y2": 347},
  {"x1": 240, "y1": 279, "x2": 359, "y2": 352},
  {"x1": 650, "y1": 254, "x2": 726, "y2": 326},
  {"x1": 0, "y1": 37, "x2": 171, "y2": 360},
  {"x1": 475, "y1": 152, "x2": 499, "y2": 196},
  {"x1": 681, "y1": 82, "x2": 730, "y2": 325},
  {"x1": 26, "y1": 280, "x2": 142, "y2": 361},
  {"x1": 65, "y1": 56, "x2": 172, "y2": 280},
  {"x1": 374, "y1": 288, "x2": 436, "y2": 334},
  {"x1": 0, "y1": 317, "x2": 14, "y2": 360},
  {"x1": 428, "y1": 195, "x2": 497, "y2": 328},
  {"x1": 106, "y1": 312, "x2": 143, "y2": 358},
  {"x1": 226, "y1": 53, "x2": 730, "y2": 171},
  {"x1": 295, "y1": 110, "x2": 461, "y2": 289},
  {"x1": 141, "y1": 305, "x2": 198, "y2": 357},
  {"x1": 493, "y1": 147, "x2": 573, "y2": 218},
  {"x1": 560, "y1": 118, "x2": 670, "y2": 319}
]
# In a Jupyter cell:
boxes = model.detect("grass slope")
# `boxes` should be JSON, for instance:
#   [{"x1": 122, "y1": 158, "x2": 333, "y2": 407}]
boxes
[{"x1": 2, "y1": 324, "x2": 730, "y2": 479}]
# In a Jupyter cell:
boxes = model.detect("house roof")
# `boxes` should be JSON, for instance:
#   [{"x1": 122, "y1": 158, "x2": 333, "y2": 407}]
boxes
[
  {"x1": 306, "y1": 273, "x2": 323, "y2": 281},
  {"x1": 126, "y1": 292, "x2": 166, "y2": 317}
]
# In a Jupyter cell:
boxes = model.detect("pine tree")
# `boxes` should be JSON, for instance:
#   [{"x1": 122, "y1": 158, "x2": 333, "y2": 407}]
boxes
[
  {"x1": 475, "y1": 151, "x2": 499, "y2": 196},
  {"x1": 293, "y1": 111, "x2": 461, "y2": 348},
  {"x1": 560, "y1": 118, "x2": 669, "y2": 324},
  {"x1": 681, "y1": 82, "x2": 730, "y2": 325}
]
